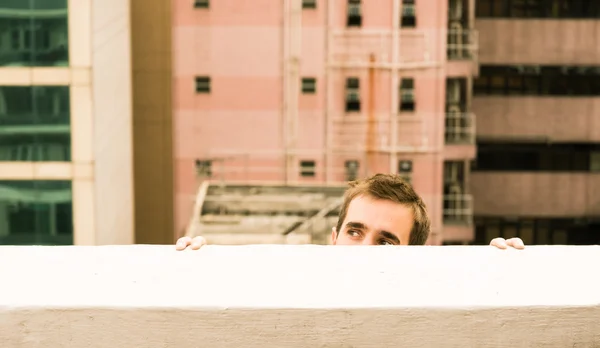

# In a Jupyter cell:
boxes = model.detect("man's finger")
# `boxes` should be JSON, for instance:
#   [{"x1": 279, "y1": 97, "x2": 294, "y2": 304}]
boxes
[
  {"x1": 190, "y1": 236, "x2": 207, "y2": 250},
  {"x1": 506, "y1": 237, "x2": 525, "y2": 250},
  {"x1": 175, "y1": 236, "x2": 192, "y2": 250},
  {"x1": 490, "y1": 237, "x2": 508, "y2": 250}
]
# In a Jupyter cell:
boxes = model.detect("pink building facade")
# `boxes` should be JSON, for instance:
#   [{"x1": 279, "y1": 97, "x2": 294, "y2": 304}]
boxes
[{"x1": 172, "y1": 0, "x2": 478, "y2": 244}]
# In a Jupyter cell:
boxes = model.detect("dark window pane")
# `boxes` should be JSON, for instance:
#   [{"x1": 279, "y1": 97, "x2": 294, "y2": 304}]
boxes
[
  {"x1": 474, "y1": 143, "x2": 600, "y2": 172},
  {"x1": 0, "y1": 0, "x2": 69, "y2": 67},
  {"x1": 522, "y1": 76, "x2": 541, "y2": 95},
  {"x1": 347, "y1": 0, "x2": 362, "y2": 27},
  {"x1": 473, "y1": 76, "x2": 489, "y2": 95},
  {"x1": 0, "y1": 180, "x2": 73, "y2": 245},
  {"x1": 476, "y1": 0, "x2": 600, "y2": 18},
  {"x1": 0, "y1": 86, "x2": 71, "y2": 162},
  {"x1": 478, "y1": 65, "x2": 600, "y2": 96},
  {"x1": 506, "y1": 76, "x2": 524, "y2": 95},
  {"x1": 301, "y1": 77, "x2": 316, "y2": 94},
  {"x1": 300, "y1": 160, "x2": 316, "y2": 177},
  {"x1": 489, "y1": 75, "x2": 506, "y2": 94}
]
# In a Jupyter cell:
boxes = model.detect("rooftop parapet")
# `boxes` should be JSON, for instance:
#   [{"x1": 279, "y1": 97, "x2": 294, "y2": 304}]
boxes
[{"x1": 1, "y1": 245, "x2": 599, "y2": 347}]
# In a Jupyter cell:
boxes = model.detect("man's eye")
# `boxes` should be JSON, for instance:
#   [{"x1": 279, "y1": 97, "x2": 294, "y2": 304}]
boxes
[
  {"x1": 380, "y1": 240, "x2": 395, "y2": 246},
  {"x1": 347, "y1": 230, "x2": 361, "y2": 237}
]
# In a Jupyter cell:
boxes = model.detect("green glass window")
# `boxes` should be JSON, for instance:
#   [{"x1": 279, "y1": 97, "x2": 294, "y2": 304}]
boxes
[
  {"x1": 0, "y1": 0, "x2": 69, "y2": 67},
  {"x1": 0, "y1": 180, "x2": 73, "y2": 245},
  {"x1": 0, "y1": 86, "x2": 71, "y2": 161}
]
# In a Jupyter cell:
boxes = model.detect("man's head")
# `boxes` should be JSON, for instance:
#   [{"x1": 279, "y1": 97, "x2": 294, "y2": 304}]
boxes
[{"x1": 331, "y1": 173, "x2": 431, "y2": 246}]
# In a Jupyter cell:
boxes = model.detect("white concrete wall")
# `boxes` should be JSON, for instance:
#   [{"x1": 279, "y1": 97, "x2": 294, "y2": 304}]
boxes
[{"x1": 0, "y1": 245, "x2": 599, "y2": 347}]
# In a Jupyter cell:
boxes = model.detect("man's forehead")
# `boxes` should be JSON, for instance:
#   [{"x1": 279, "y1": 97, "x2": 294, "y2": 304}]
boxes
[
  {"x1": 344, "y1": 196, "x2": 414, "y2": 234},
  {"x1": 347, "y1": 196, "x2": 409, "y2": 218}
]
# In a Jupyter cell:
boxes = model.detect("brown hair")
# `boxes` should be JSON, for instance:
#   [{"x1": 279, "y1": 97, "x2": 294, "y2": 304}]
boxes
[{"x1": 335, "y1": 173, "x2": 431, "y2": 245}]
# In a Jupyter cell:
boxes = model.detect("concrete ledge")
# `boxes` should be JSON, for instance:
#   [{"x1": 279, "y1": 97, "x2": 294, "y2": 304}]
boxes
[{"x1": 1, "y1": 245, "x2": 599, "y2": 347}]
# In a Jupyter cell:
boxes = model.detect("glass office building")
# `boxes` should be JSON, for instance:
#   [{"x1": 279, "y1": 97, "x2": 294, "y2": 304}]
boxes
[
  {"x1": 0, "y1": 0, "x2": 135, "y2": 245},
  {"x1": 0, "y1": 0, "x2": 72, "y2": 245}
]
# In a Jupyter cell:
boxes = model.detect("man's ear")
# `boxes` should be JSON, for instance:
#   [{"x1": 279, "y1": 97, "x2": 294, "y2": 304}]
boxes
[{"x1": 330, "y1": 227, "x2": 338, "y2": 245}]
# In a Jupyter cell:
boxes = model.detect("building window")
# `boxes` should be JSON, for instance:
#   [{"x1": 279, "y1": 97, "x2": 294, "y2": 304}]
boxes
[
  {"x1": 0, "y1": 180, "x2": 73, "y2": 245},
  {"x1": 476, "y1": 0, "x2": 600, "y2": 18},
  {"x1": 194, "y1": 0, "x2": 209, "y2": 8},
  {"x1": 443, "y1": 161, "x2": 469, "y2": 224},
  {"x1": 447, "y1": 0, "x2": 472, "y2": 60},
  {"x1": 345, "y1": 77, "x2": 361, "y2": 112},
  {"x1": 0, "y1": 0, "x2": 69, "y2": 67},
  {"x1": 195, "y1": 160, "x2": 212, "y2": 177},
  {"x1": 474, "y1": 143, "x2": 597, "y2": 172},
  {"x1": 302, "y1": 78, "x2": 316, "y2": 94},
  {"x1": 302, "y1": 0, "x2": 317, "y2": 9},
  {"x1": 474, "y1": 65, "x2": 600, "y2": 96},
  {"x1": 300, "y1": 160, "x2": 316, "y2": 177},
  {"x1": 398, "y1": 160, "x2": 413, "y2": 184},
  {"x1": 591, "y1": 152, "x2": 600, "y2": 173},
  {"x1": 474, "y1": 217, "x2": 600, "y2": 246},
  {"x1": 347, "y1": 0, "x2": 362, "y2": 27},
  {"x1": 401, "y1": 0, "x2": 416, "y2": 27},
  {"x1": 195, "y1": 76, "x2": 211, "y2": 93},
  {"x1": 399, "y1": 78, "x2": 415, "y2": 111},
  {"x1": 445, "y1": 78, "x2": 472, "y2": 144},
  {"x1": 344, "y1": 160, "x2": 359, "y2": 181},
  {"x1": 0, "y1": 86, "x2": 71, "y2": 162}
]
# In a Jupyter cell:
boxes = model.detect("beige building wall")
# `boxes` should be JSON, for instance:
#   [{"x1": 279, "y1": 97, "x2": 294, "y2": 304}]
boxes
[
  {"x1": 472, "y1": 173, "x2": 600, "y2": 217},
  {"x1": 476, "y1": 20, "x2": 600, "y2": 65},
  {"x1": 90, "y1": 0, "x2": 134, "y2": 245},
  {"x1": 474, "y1": 96, "x2": 600, "y2": 143}
]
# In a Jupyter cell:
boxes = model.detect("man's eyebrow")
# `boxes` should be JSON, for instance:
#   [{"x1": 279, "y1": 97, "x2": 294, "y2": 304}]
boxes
[
  {"x1": 345, "y1": 221, "x2": 367, "y2": 230},
  {"x1": 380, "y1": 231, "x2": 401, "y2": 244}
]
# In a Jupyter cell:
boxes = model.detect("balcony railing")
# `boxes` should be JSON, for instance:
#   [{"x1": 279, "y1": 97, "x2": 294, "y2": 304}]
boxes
[
  {"x1": 0, "y1": 112, "x2": 70, "y2": 126},
  {"x1": 445, "y1": 112, "x2": 476, "y2": 145},
  {"x1": 443, "y1": 193, "x2": 473, "y2": 225},
  {"x1": 331, "y1": 114, "x2": 434, "y2": 153},
  {"x1": 329, "y1": 29, "x2": 436, "y2": 69},
  {"x1": 1, "y1": 245, "x2": 599, "y2": 346},
  {"x1": 0, "y1": 113, "x2": 70, "y2": 136},
  {"x1": 193, "y1": 151, "x2": 375, "y2": 184},
  {"x1": 447, "y1": 27, "x2": 478, "y2": 61},
  {"x1": 0, "y1": 143, "x2": 70, "y2": 161}
]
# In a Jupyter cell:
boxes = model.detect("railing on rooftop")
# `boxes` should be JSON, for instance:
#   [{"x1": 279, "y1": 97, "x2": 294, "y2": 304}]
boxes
[
  {"x1": 1, "y1": 245, "x2": 599, "y2": 347},
  {"x1": 443, "y1": 193, "x2": 473, "y2": 225},
  {"x1": 445, "y1": 112, "x2": 476, "y2": 145},
  {"x1": 447, "y1": 27, "x2": 478, "y2": 61},
  {"x1": 329, "y1": 29, "x2": 437, "y2": 69}
]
